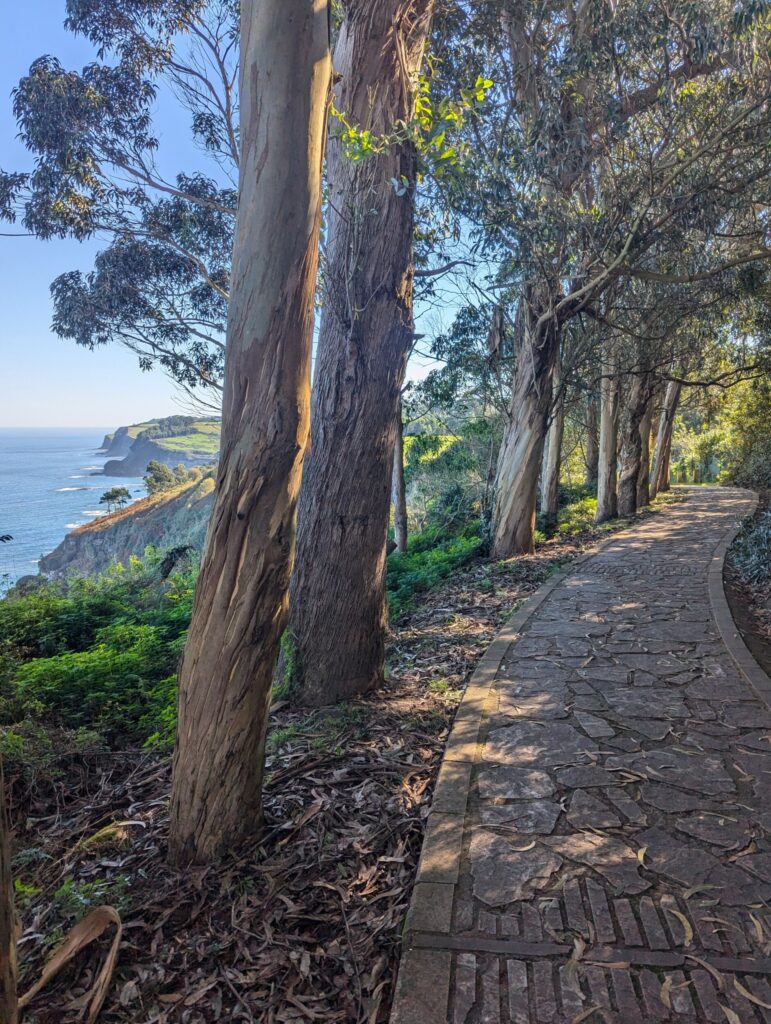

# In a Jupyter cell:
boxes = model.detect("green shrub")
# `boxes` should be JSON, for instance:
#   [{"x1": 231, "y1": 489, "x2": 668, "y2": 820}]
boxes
[
  {"x1": 387, "y1": 525, "x2": 483, "y2": 620},
  {"x1": 0, "y1": 553, "x2": 195, "y2": 746}
]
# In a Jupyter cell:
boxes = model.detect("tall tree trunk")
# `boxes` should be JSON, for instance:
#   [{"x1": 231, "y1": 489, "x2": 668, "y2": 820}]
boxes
[
  {"x1": 541, "y1": 348, "x2": 564, "y2": 533},
  {"x1": 492, "y1": 297, "x2": 560, "y2": 557},
  {"x1": 650, "y1": 381, "x2": 682, "y2": 499},
  {"x1": 0, "y1": 761, "x2": 17, "y2": 1024},
  {"x1": 392, "y1": 399, "x2": 408, "y2": 554},
  {"x1": 585, "y1": 391, "x2": 599, "y2": 488},
  {"x1": 168, "y1": 0, "x2": 331, "y2": 865},
  {"x1": 637, "y1": 398, "x2": 653, "y2": 509},
  {"x1": 617, "y1": 373, "x2": 649, "y2": 517},
  {"x1": 289, "y1": 0, "x2": 434, "y2": 706},
  {"x1": 595, "y1": 347, "x2": 619, "y2": 523}
]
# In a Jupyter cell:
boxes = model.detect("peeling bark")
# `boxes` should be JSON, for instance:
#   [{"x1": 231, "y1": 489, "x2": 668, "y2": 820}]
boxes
[
  {"x1": 650, "y1": 381, "x2": 682, "y2": 498},
  {"x1": 492, "y1": 298, "x2": 560, "y2": 557},
  {"x1": 168, "y1": 0, "x2": 331, "y2": 864},
  {"x1": 290, "y1": 0, "x2": 434, "y2": 706},
  {"x1": 595, "y1": 346, "x2": 619, "y2": 523}
]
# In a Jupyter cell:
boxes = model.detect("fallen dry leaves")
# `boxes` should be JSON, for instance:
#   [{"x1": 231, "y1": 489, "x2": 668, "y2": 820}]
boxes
[{"x1": 7, "y1": 515, "x2": 651, "y2": 1022}]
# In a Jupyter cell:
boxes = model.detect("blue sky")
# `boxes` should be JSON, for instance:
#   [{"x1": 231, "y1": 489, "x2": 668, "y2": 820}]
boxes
[
  {"x1": 0, "y1": 3, "x2": 453, "y2": 429},
  {"x1": 0, "y1": 1, "x2": 189, "y2": 428}
]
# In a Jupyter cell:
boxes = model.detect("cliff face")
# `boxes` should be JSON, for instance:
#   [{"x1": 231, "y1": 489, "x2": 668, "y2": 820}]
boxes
[
  {"x1": 99, "y1": 419, "x2": 221, "y2": 476},
  {"x1": 98, "y1": 426, "x2": 134, "y2": 458},
  {"x1": 40, "y1": 476, "x2": 215, "y2": 577},
  {"x1": 102, "y1": 437, "x2": 209, "y2": 476}
]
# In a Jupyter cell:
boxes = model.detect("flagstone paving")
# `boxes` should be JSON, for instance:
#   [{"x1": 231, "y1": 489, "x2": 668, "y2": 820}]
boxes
[{"x1": 391, "y1": 487, "x2": 771, "y2": 1024}]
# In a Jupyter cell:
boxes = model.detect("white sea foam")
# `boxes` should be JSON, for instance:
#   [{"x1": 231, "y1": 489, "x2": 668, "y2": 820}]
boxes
[
  {"x1": 81, "y1": 510, "x2": 107, "y2": 517},
  {"x1": 64, "y1": 524, "x2": 82, "y2": 530},
  {"x1": 69, "y1": 475, "x2": 85, "y2": 479},
  {"x1": 56, "y1": 486, "x2": 90, "y2": 492}
]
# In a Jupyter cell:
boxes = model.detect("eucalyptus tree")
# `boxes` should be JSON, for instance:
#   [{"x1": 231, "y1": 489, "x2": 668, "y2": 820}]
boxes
[
  {"x1": 168, "y1": 0, "x2": 331, "y2": 864},
  {"x1": 287, "y1": 0, "x2": 439, "y2": 705},
  {"x1": 439, "y1": 0, "x2": 771, "y2": 555},
  {"x1": 0, "y1": 0, "x2": 237, "y2": 394}
]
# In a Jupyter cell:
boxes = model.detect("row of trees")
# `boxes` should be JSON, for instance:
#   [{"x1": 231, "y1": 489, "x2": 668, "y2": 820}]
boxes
[{"x1": 2, "y1": 0, "x2": 770, "y2": 869}]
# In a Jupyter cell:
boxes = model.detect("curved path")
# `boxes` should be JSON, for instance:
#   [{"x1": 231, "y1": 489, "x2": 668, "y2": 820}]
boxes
[{"x1": 392, "y1": 487, "x2": 771, "y2": 1024}]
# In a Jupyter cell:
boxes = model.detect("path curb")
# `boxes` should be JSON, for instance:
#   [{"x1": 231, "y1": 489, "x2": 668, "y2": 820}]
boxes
[{"x1": 706, "y1": 488, "x2": 771, "y2": 710}]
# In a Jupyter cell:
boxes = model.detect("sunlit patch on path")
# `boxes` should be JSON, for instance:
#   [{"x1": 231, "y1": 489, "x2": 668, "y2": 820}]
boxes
[{"x1": 393, "y1": 487, "x2": 771, "y2": 1024}]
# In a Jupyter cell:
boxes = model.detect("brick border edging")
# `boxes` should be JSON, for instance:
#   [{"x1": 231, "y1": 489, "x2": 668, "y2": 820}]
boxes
[
  {"x1": 390, "y1": 510, "x2": 660, "y2": 1023},
  {"x1": 706, "y1": 488, "x2": 771, "y2": 710}
]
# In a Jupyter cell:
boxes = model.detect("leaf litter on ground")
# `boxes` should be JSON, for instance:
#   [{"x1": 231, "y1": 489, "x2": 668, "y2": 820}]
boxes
[{"x1": 6, "y1": 507, "x2": 670, "y2": 1022}]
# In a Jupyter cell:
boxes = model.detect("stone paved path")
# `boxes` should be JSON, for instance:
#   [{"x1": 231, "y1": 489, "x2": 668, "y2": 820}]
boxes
[{"x1": 391, "y1": 487, "x2": 771, "y2": 1024}]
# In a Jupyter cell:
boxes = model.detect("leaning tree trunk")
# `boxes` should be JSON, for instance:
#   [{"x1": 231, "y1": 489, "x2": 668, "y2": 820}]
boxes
[
  {"x1": 541, "y1": 349, "x2": 565, "y2": 534},
  {"x1": 650, "y1": 381, "x2": 682, "y2": 499},
  {"x1": 585, "y1": 391, "x2": 599, "y2": 488},
  {"x1": 0, "y1": 760, "x2": 17, "y2": 1024},
  {"x1": 492, "y1": 297, "x2": 560, "y2": 557},
  {"x1": 637, "y1": 398, "x2": 653, "y2": 509},
  {"x1": 168, "y1": 0, "x2": 331, "y2": 865},
  {"x1": 392, "y1": 399, "x2": 408, "y2": 554},
  {"x1": 289, "y1": 0, "x2": 434, "y2": 706},
  {"x1": 595, "y1": 347, "x2": 619, "y2": 523},
  {"x1": 617, "y1": 373, "x2": 649, "y2": 517}
]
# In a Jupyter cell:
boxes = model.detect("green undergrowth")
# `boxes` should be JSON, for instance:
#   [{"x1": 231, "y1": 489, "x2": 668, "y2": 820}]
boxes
[
  {"x1": 0, "y1": 485, "x2": 638, "y2": 758},
  {"x1": 386, "y1": 523, "x2": 484, "y2": 621},
  {"x1": 0, "y1": 550, "x2": 195, "y2": 757}
]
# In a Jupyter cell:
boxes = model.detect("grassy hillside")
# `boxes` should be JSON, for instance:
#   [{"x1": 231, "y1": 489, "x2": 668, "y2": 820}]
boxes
[{"x1": 154, "y1": 420, "x2": 221, "y2": 456}]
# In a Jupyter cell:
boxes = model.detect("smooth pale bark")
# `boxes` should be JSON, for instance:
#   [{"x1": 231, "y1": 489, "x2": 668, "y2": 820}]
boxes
[
  {"x1": 585, "y1": 391, "x2": 599, "y2": 488},
  {"x1": 541, "y1": 350, "x2": 565, "y2": 533},
  {"x1": 595, "y1": 350, "x2": 619, "y2": 523},
  {"x1": 392, "y1": 400, "x2": 408, "y2": 554},
  {"x1": 618, "y1": 374, "x2": 649, "y2": 517},
  {"x1": 650, "y1": 381, "x2": 682, "y2": 498},
  {"x1": 168, "y1": 0, "x2": 331, "y2": 864},
  {"x1": 539, "y1": 432, "x2": 550, "y2": 511},
  {"x1": 290, "y1": 0, "x2": 434, "y2": 706},
  {"x1": 0, "y1": 761, "x2": 17, "y2": 1024},
  {"x1": 637, "y1": 399, "x2": 653, "y2": 509},
  {"x1": 492, "y1": 299, "x2": 560, "y2": 557}
]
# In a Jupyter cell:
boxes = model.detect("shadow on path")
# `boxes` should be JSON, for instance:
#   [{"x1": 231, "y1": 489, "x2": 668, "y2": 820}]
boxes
[{"x1": 393, "y1": 487, "x2": 771, "y2": 1024}]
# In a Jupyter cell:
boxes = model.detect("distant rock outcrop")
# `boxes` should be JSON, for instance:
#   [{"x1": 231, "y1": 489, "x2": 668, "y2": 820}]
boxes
[
  {"x1": 97, "y1": 417, "x2": 221, "y2": 477},
  {"x1": 40, "y1": 474, "x2": 215, "y2": 576},
  {"x1": 97, "y1": 426, "x2": 134, "y2": 458}
]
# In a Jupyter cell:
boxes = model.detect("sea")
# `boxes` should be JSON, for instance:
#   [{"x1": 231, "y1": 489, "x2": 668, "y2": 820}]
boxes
[{"x1": 0, "y1": 428, "x2": 146, "y2": 592}]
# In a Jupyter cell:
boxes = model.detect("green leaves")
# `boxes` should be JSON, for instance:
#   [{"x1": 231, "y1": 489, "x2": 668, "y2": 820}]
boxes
[{"x1": 330, "y1": 58, "x2": 493, "y2": 188}]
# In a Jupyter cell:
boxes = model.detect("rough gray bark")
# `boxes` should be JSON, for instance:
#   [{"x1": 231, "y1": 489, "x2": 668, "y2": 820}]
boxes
[
  {"x1": 595, "y1": 348, "x2": 619, "y2": 523},
  {"x1": 289, "y1": 0, "x2": 434, "y2": 706},
  {"x1": 637, "y1": 398, "x2": 654, "y2": 508},
  {"x1": 168, "y1": 0, "x2": 331, "y2": 864},
  {"x1": 0, "y1": 760, "x2": 17, "y2": 1024},
  {"x1": 393, "y1": 399, "x2": 408, "y2": 554},
  {"x1": 618, "y1": 373, "x2": 650, "y2": 517},
  {"x1": 585, "y1": 391, "x2": 599, "y2": 487},
  {"x1": 650, "y1": 381, "x2": 682, "y2": 498},
  {"x1": 541, "y1": 349, "x2": 565, "y2": 533}
]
